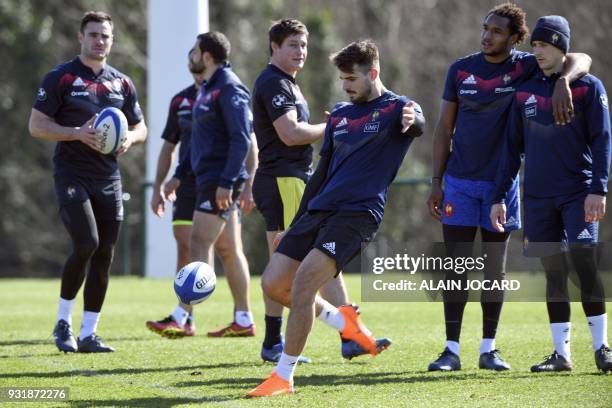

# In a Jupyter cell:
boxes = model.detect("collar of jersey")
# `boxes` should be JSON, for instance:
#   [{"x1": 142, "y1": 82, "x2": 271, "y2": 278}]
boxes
[
  {"x1": 268, "y1": 63, "x2": 296, "y2": 83},
  {"x1": 73, "y1": 56, "x2": 108, "y2": 78},
  {"x1": 207, "y1": 61, "x2": 232, "y2": 86}
]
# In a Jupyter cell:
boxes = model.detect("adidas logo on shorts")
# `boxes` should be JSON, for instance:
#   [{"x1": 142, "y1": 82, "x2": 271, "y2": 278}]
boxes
[
  {"x1": 200, "y1": 200, "x2": 213, "y2": 211},
  {"x1": 322, "y1": 242, "x2": 336, "y2": 255},
  {"x1": 577, "y1": 229, "x2": 592, "y2": 240}
]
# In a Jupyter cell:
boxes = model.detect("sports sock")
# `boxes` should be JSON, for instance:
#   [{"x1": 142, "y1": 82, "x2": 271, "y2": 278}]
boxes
[
  {"x1": 263, "y1": 315, "x2": 283, "y2": 349},
  {"x1": 587, "y1": 313, "x2": 609, "y2": 350},
  {"x1": 57, "y1": 297, "x2": 75, "y2": 325},
  {"x1": 446, "y1": 340, "x2": 460, "y2": 356},
  {"x1": 275, "y1": 352, "x2": 299, "y2": 381},
  {"x1": 171, "y1": 305, "x2": 189, "y2": 327},
  {"x1": 235, "y1": 310, "x2": 254, "y2": 327},
  {"x1": 550, "y1": 322, "x2": 571, "y2": 359},
  {"x1": 316, "y1": 303, "x2": 344, "y2": 331},
  {"x1": 187, "y1": 311, "x2": 194, "y2": 325},
  {"x1": 480, "y1": 338, "x2": 496, "y2": 354},
  {"x1": 79, "y1": 311, "x2": 100, "y2": 340}
]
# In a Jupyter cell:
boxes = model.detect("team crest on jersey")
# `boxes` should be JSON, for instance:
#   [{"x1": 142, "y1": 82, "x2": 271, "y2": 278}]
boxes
[
  {"x1": 444, "y1": 202, "x2": 454, "y2": 217},
  {"x1": 503, "y1": 74, "x2": 512, "y2": 84},
  {"x1": 272, "y1": 94, "x2": 288, "y2": 108},
  {"x1": 66, "y1": 186, "x2": 76, "y2": 199},
  {"x1": 37, "y1": 88, "x2": 47, "y2": 101},
  {"x1": 372, "y1": 110, "x2": 380, "y2": 121},
  {"x1": 551, "y1": 33, "x2": 559, "y2": 44},
  {"x1": 102, "y1": 79, "x2": 122, "y2": 93},
  {"x1": 600, "y1": 94, "x2": 608, "y2": 109}
]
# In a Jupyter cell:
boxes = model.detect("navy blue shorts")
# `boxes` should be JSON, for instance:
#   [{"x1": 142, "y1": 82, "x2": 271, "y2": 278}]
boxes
[
  {"x1": 442, "y1": 174, "x2": 521, "y2": 232},
  {"x1": 276, "y1": 211, "x2": 378, "y2": 275},
  {"x1": 172, "y1": 179, "x2": 196, "y2": 224},
  {"x1": 195, "y1": 179, "x2": 245, "y2": 221},
  {"x1": 523, "y1": 191, "x2": 598, "y2": 257},
  {"x1": 54, "y1": 174, "x2": 123, "y2": 221}
]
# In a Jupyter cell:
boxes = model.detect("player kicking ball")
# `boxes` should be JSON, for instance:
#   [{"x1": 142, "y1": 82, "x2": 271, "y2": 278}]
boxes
[
  {"x1": 247, "y1": 40, "x2": 425, "y2": 397},
  {"x1": 491, "y1": 16, "x2": 612, "y2": 373}
]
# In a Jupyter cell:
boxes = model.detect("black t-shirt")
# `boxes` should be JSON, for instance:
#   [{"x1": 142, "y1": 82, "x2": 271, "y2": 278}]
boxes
[
  {"x1": 161, "y1": 84, "x2": 197, "y2": 185},
  {"x1": 252, "y1": 64, "x2": 312, "y2": 181},
  {"x1": 33, "y1": 56, "x2": 144, "y2": 179}
]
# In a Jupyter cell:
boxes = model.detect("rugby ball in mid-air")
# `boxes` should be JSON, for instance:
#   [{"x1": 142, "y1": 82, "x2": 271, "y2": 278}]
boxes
[
  {"x1": 94, "y1": 107, "x2": 128, "y2": 155},
  {"x1": 174, "y1": 261, "x2": 216, "y2": 305}
]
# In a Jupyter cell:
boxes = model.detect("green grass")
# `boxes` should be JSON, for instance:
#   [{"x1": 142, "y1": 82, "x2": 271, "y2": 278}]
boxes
[{"x1": 0, "y1": 276, "x2": 610, "y2": 407}]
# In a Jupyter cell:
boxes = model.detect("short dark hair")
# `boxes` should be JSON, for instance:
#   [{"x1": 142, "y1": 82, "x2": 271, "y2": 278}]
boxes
[
  {"x1": 80, "y1": 11, "x2": 113, "y2": 33},
  {"x1": 268, "y1": 18, "x2": 309, "y2": 56},
  {"x1": 331, "y1": 40, "x2": 379, "y2": 73},
  {"x1": 486, "y1": 2, "x2": 529, "y2": 44},
  {"x1": 197, "y1": 32, "x2": 231, "y2": 63}
]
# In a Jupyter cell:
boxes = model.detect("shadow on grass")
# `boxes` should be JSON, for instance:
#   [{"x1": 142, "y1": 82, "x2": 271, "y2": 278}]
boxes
[
  {"x1": 0, "y1": 335, "x2": 151, "y2": 347},
  {"x1": 0, "y1": 339, "x2": 50, "y2": 346},
  {"x1": 72, "y1": 395, "x2": 238, "y2": 407},
  {"x1": 0, "y1": 352, "x2": 60, "y2": 359},
  {"x1": 174, "y1": 369, "x2": 543, "y2": 391},
  {"x1": 0, "y1": 362, "x2": 251, "y2": 379}
]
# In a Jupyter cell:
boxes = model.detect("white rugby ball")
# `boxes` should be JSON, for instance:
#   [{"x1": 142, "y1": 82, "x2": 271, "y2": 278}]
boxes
[
  {"x1": 94, "y1": 107, "x2": 128, "y2": 155},
  {"x1": 174, "y1": 261, "x2": 216, "y2": 305}
]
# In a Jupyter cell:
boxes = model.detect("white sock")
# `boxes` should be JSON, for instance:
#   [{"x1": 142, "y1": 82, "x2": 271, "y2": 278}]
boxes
[
  {"x1": 275, "y1": 352, "x2": 299, "y2": 381},
  {"x1": 446, "y1": 340, "x2": 460, "y2": 356},
  {"x1": 480, "y1": 338, "x2": 496, "y2": 355},
  {"x1": 550, "y1": 322, "x2": 571, "y2": 359},
  {"x1": 79, "y1": 311, "x2": 100, "y2": 340},
  {"x1": 57, "y1": 297, "x2": 75, "y2": 325},
  {"x1": 587, "y1": 313, "x2": 609, "y2": 350},
  {"x1": 316, "y1": 303, "x2": 345, "y2": 331},
  {"x1": 171, "y1": 305, "x2": 189, "y2": 327},
  {"x1": 235, "y1": 310, "x2": 254, "y2": 327}
]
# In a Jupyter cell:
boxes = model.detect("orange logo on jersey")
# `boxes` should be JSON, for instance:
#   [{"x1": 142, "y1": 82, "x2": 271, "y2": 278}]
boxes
[{"x1": 444, "y1": 202, "x2": 454, "y2": 217}]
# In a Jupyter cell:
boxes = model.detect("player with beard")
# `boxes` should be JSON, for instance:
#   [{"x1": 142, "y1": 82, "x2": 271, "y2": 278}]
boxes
[
  {"x1": 248, "y1": 39, "x2": 424, "y2": 397},
  {"x1": 146, "y1": 48, "x2": 258, "y2": 338}
]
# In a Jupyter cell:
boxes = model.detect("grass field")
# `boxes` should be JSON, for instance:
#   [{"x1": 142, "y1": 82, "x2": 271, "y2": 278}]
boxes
[{"x1": 0, "y1": 275, "x2": 610, "y2": 407}]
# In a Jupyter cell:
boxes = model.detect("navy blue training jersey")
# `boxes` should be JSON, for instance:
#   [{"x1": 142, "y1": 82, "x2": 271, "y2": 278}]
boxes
[
  {"x1": 308, "y1": 91, "x2": 423, "y2": 224},
  {"x1": 33, "y1": 56, "x2": 144, "y2": 179},
  {"x1": 252, "y1": 64, "x2": 312, "y2": 181},
  {"x1": 495, "y1": 72, "x2": 611, "y2": 202},
  {"x1": 161, "y1": 83, "x2": 197, "y2": 186},
  {"x1": 443, "y1": 50, "x2": 538, "y2": 181},
  {"x1": 190, "y1": 63, "x2": 251, "y2": 188}
]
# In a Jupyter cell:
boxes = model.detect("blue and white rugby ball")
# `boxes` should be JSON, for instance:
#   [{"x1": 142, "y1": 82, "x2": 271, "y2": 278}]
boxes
[
  {"x1": 94, "y1": 107, "x2": 128, "y2": 155},
  {"x1": 174, "y1": 261, "x2": 216, "y2": 305}
]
